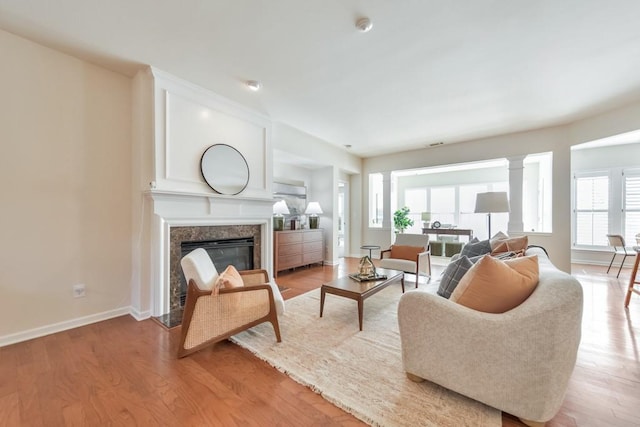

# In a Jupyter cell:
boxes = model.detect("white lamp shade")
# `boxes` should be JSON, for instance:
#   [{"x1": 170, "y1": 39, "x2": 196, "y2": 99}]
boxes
[
  {"x1": 273, "y1": 200, "x2": 290, "y2": 215},
  {"x1": 474, "y1": 192, "x2": 510, "y2": 213},
  {"x1": 421, "y1": 212, "x2": 431, "y2": 221},
  {"x1": 305, "y1": 202, "x2": 323, "y2": 215}
]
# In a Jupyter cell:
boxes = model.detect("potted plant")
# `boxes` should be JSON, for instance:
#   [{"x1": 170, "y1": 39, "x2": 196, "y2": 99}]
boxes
[{"x1": 393, "y1": 206, "x2": 414, "y2": 233}]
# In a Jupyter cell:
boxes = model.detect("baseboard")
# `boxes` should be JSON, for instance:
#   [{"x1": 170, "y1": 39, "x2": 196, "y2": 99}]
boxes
[
  {"x1": 0, "y1": 306, "x2": 132, "y2": 347},
  {"x1": 129, "y1": 307, "x2": 151, "y2": 321}
]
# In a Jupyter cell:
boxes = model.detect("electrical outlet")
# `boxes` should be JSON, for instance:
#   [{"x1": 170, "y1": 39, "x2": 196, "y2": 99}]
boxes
[{"x1": 73, "y1": 284, "x2": 86, "y2": 298}]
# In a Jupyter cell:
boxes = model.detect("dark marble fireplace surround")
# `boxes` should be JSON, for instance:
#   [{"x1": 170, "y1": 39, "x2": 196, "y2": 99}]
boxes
[{"x1": 169, "y1": 224, "x2": 262, "y2": 311}]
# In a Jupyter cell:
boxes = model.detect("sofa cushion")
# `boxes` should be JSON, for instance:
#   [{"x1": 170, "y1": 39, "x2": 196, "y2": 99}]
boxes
[
  {"x1": 390, "y1": 245, "x2": 425, "y2": 261},
  {"x1": 459, "y1": 239, "x2": 491, "y2": 258},
  {"x1": 379, "y1": 258, "x2": 416, "y2": 273},
  {"x1": 450, "y1": 255, "x2": 539, "y2": 313},
  {"x1": 491, "y1": 236, "x2": 528, "y2": 255},
  {"x1": 437, "y1": 255, "x2": 473, "y2": 299}
]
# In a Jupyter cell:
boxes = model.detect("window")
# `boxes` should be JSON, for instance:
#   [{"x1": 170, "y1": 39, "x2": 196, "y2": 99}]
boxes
[
  {"x1": 572, "y1": 168, "x2": 640, "y2": 248},
  {"x1": 369, "y1": 173, "x2": 383, "y2": 228},
  {"x1": 404, "y1": 188, "x2": 427, "y2": 234},
  {"x1": 401, "y1": 182, "x2": 509, "y2": 239},
  {"x1": 431, "y1": 187, "x2": 456, "y2": 226},
  {"x1": 624, "y1": 171, "x2": 640, "y2": 244},
  {"x1": 573, "y1": 173, "x2": 609, "y2": 246}
]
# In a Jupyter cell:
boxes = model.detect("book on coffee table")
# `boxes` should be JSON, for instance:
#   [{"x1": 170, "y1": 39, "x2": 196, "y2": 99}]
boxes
[{"x1": 348, "y1": 273, "x2": 387, "y2": 282}]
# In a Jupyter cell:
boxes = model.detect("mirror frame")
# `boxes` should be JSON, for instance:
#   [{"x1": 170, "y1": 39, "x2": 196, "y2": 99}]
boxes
[{"x1": 200, "y1": 144, "x2": 250, "y2": 195}]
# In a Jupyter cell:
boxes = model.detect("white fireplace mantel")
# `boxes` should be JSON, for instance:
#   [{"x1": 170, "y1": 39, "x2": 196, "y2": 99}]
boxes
[{"x1": 146, "y1": 190, "x2": 274, "y2": 316}]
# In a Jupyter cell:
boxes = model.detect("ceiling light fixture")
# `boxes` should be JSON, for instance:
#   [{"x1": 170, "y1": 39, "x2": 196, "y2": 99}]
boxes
[
  {"x1": 355, "y1": 17, "x2": 373, "y2": 33},
  {"x1": 245, "y1": 80, "x2": 262, "y2": 91}
]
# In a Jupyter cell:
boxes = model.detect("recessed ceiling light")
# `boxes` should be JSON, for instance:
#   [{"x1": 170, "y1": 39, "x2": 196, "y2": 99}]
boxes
[
  {"x1": 245, "y1": 80, "x2": 262, "y2": 91},
  {"x1": 355, "y1": 17, "x2": 373, "y2": 33},
  {"x1": 344, "y1": 144, "x2": 352, "y2": 149}
]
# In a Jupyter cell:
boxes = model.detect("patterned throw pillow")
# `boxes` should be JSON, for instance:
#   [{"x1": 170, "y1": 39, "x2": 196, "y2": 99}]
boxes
[
  {"x1": 460, "y1": 239, "x2": 491, "y2": 258},
  {"x1": 437, "y1": 255, "x2": 474, "y2": 298},
  {"x1": 491, "y1": 236, "x2": 529, "y2": 255},
  {"x1": 493, "y1": 251, "x2": 520, "y2": 260}
]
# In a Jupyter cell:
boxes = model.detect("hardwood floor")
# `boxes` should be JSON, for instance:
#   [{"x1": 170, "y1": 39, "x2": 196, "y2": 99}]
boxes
[{"x1": 1, "y1": 258, "x2": 639, "y2": 426}]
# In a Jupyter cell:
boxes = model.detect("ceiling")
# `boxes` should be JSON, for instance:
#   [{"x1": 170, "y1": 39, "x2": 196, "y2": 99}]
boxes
[{"x1": 2, "y1": 0, "x2": 640, "y2": 158}]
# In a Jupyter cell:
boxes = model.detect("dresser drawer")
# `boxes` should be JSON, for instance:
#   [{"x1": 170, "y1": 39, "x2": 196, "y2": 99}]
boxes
[
  {"x1": 279, "y1": 242, "x2": 302, "y2": 256},
  {"x1": 278, "y1": 254, "x2": 303, "y2": 270},
  {"x1": 303, "y1": 251, "x2": 323, "y2": 264},
  {"x1": 303, "y1": 231, "x2": 323, "y2": 242},
  {"x1": 278, "y1": 232, "x2": 303, "y2": 244},
  {"x1": 303, "y1": 240, "x2": 323, "y2": 253}
]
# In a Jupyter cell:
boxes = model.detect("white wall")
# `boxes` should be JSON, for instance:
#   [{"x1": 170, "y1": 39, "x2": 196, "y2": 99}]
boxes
[
  {"x1": 273, "y1": 162, "x2": 311, "y2": 188},
  {"x1": 571, "y1": 142, "x2": 640, "y2": 265},
  {"x1": 272, "y1": 123, "x2": 361, "y2": 174},
  {"x1": 272, "y1": 122, "x2": 362, "y2": 262},
  {"x1": 362, "y1": 100, "x2": 640, "y2": 272},
  {"x1": 572, "y1": 143, "x2": 640, "y2": 170},
  {"x1": 363, "y1": 126, "x2": 574, "y2": 271},
  {"x1": 0, "y1": 30, "x2": 133, "y2": 344}
]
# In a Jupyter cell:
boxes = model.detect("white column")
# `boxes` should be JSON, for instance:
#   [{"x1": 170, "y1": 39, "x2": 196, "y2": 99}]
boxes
[
  {"x1": 382, "y1": 171, "x2": 392, "y2": 230},
  {"x1": 507, "y1": 156, "x2": 525, "y2": 233}
]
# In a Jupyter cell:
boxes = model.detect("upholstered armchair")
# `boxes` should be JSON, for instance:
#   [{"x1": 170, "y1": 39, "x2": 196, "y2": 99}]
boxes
[
  {"x1": 379, "y1": 233, "x2": 431, "y2": 287},
  {"x1": 178, "y1": 248, "x2": 283, "y2": 358},
  {"x1": 397, "y1": 247, "x2": 583, "y2": 426}
]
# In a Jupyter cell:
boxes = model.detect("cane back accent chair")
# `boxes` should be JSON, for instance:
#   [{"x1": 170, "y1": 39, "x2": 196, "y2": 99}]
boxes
[{"x1": 178, "y1": 248, "x2": 282, "y2": 358}]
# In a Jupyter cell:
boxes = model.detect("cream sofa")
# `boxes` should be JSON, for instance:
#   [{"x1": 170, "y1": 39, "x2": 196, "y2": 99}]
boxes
[{"x1": 397, "y1": 247, "x2": 583, "y2": 426}]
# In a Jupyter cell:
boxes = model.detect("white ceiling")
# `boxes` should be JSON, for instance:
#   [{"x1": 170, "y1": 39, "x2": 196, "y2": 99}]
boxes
[{"x1": 2, "y1": 0, "x2": 640, "y2": 158}]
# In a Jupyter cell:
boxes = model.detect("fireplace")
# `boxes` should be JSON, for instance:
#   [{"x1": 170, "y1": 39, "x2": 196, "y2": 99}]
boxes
[
  {"x1": 179, "y1": 237, "x2": 255, "y2": 306},
  {"x1": 169, "y1": 224, "x2": 262, "y2": 311}
]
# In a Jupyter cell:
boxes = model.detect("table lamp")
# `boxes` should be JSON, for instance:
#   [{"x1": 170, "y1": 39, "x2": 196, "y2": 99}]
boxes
[
  {"x1": 474, "y1": 192, "x2": 510, "y2": 237},
  {"x1": 305, "y1": 202, "x2": 323, "y2": 229},
  {"x1": 273, "y1": 200, "x2": 289, "y2": 231},
  {"x1": 421, "y1": 212, "x2": 431, "y2": 228}
]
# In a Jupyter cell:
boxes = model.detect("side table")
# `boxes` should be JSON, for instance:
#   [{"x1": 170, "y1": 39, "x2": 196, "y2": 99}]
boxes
[{"x1": 360, "y1": 245, "x2": 381, "y2": 259}]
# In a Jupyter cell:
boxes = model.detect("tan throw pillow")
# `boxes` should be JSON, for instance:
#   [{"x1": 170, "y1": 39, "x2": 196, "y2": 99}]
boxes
[
  {"x1": 491, "y1": 235, "x2": 528, "y2": 254},
  {"x1": 213, "y1": 265, "x2": 244, "y2": 295},
  {"x1": 450, "y1": 255, "x2": 539, "y2": 313},
  {"x1": 390, "y1": 245, "x2": 425, "y2": 261}
]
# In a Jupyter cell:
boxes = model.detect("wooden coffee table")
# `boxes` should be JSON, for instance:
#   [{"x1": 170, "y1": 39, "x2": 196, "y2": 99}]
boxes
[{"x1": 319, "y1": 268, "x2": 404, "y2": 331}]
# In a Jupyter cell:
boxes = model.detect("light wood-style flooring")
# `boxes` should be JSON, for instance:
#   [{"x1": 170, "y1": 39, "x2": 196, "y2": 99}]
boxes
[{"x1": 1, "y1": 258, "x2": 639, "y2": 426}]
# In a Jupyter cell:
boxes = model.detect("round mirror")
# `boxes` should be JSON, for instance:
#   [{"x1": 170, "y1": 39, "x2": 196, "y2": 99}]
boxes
[{"x1": 200, "y1": 144, "x2": 250, "y2": 195}]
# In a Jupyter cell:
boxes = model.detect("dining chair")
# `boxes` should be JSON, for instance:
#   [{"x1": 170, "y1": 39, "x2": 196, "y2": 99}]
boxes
[{"x1": 606, "y1": 234, "x2": 636, "y2": 278}]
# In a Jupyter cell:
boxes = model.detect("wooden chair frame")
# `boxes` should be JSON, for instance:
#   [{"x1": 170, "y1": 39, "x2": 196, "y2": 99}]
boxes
[
  {"x1": 380, "y1": 247, "x2": 431, "y2": 288},
  {"x1": 177, "y1": 269, "x2": 281, "y2": 358}
]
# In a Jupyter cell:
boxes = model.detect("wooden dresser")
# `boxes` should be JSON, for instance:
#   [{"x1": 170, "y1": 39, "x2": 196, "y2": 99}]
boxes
[{"x1": 274, "y1": 229, "x2": 324, "y2": 277}]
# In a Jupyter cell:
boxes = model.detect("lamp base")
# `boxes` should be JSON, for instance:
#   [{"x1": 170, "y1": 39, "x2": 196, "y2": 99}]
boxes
[
  {"x1": 273, "y1": 216, "x2": 284, "y2": 231},
  {"x1": 309, "y1": 216, "x2": 319, "y2": 229}
]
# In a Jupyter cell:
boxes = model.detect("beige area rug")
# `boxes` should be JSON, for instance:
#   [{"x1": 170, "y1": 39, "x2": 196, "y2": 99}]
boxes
[{"x1": 230, "y1": 286, "x2": 501, "y2": 427}]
